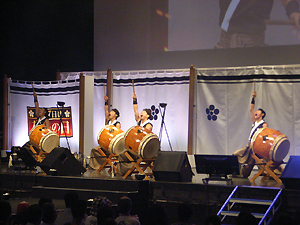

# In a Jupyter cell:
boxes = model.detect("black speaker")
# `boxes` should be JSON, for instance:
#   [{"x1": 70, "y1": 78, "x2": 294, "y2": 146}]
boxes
[
  {"x1": 153, "y1": 151, "x2": 194, "y2": 182},
  {"x1": 40, "y1": 148, "x2": 86, "y2": 176},
  {"x1": 14, "y1": 143, "x2": 38, "y2": 168},
  {"x1": 281, "y1": 156, "x2": 300, "y2": 190}
]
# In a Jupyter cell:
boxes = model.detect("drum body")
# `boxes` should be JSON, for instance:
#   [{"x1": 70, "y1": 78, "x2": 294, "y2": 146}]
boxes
[
  {"x1": 29, "y1": 125, "x2": 60, "y2": 153},
  {"x1": 97, "y1": 125, "x2": 125, "y2": 155},
  {"x1": 250, "y1": 127, "x2": 290, "y2": 162},
  {"x1": 124, "y1": 126, "x2": 160, "y2": 158}
]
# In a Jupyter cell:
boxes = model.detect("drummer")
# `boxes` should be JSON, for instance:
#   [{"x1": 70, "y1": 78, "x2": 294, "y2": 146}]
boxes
[
  {"x1": 233, "y1": 90, "x2": 268, "y2": 178},
  {"x1": 89, "y1": 95, "x2": 121, "y2": 170},
  {"x1": 33, "y1": 90, "x2": 50, "y2": 128},
  {"x1": 104, "y1": 95, "x2": 121, "y2": 129},
  {"x1": 132, "y1": 93, "x2": 153, "y2": 131}
]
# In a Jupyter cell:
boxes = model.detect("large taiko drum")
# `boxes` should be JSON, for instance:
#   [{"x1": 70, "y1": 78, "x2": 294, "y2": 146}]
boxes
[
  {"x1": 29, "y1": 124, "x2": 60, "y2": 153},
  {"x1": 250, "y1": 127, "x2": 290, "y2": 162},
  {"x1": 124, "y1": 126, "x2": 160, "y2": 159},
  {"x1": 97, "y1": 125, "x2": 125, "y2": 155}
]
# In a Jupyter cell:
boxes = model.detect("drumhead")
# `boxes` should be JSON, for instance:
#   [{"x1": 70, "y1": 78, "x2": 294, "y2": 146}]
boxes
[
  {"x1": 138, "y1": 133, "x2": 160, "y2": 158},
  {"x1": 270, "y1": 135, "x2": 290, "y2": 162},
  {"x1": 109, "y1": 133, "x2": 125, "y2": 155},
  {"x1": 40, "y1": 131, "x2": 60, "y2": 153}
]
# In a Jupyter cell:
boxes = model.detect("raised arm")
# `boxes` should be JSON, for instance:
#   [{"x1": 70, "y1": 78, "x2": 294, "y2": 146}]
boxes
[
  {"x1": 133, "y1": 93, "x2": 139, "y2": 122},
  {"x1": 281, "y1": 0, "x2": 300, "y2": 29},
  {"x1": 104, "y1": 95, "x2": 109, "y2": 123},
  {"x1": 250, "y1": 91, "x2": 256, "y2": 123}
]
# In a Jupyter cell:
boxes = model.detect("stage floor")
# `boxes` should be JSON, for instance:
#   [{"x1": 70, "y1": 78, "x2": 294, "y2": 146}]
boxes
[{"x1": 83, "y1": 166, "x2": 283, "y2": 188}]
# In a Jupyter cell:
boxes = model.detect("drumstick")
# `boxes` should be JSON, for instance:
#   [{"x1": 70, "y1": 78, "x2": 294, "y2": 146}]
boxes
[
  {"x1": 132, "y1": 79, "x2": 135, "y2": 94},
  {"x1": 103, "y1": 83, "x2": 106, "y2": 96},
  {"x1": 254, "y1": 80, "x2": 256, "y2": 91}
]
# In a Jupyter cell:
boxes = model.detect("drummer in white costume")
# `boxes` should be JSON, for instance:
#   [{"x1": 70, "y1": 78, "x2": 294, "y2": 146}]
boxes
[
  {"x1": 132, "y1": 93, "x2": 153, "y2": 131},
  {"x1": 116, "y1": 93, "x2": 155, "y2": 176},
  {"x1": 233, "y1": 91, "x2": 268, "y2": 178},
  {"x1": 89, "y1": 95, "x2": 121, "y2": 170}
]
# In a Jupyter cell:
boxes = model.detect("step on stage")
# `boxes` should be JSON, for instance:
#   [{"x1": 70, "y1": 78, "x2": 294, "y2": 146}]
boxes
[{"x1": 1, "y1": 160, "x2": 300, "y2": 225}]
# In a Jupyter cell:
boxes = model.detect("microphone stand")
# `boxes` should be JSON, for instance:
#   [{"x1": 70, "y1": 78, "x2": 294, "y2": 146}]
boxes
[
  {"x1": 158, "y1": 103, "x2": 173, "y2": 151},
  {"x1": 56, "y1": 102, "x2": 71, "y2": 152}
]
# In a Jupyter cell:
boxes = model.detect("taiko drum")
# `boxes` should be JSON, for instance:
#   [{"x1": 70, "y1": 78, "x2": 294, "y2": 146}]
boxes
[
  {"x1": 29, "y1": 124, "x2": 60, "y2": 153},
  {"x1": 97, "y1": 125, "x2": 125, "y2": 155},
  {"x1": 124, "y1": 126, "x2": 160, "y2": 159},
  {"x1": 250, "y1": 127, "x2": 290, "y2": 162}
]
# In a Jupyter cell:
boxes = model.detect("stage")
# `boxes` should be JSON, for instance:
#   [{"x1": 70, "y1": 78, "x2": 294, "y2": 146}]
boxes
[{"x1": 1, "y1": 161, "x2": 300, "y2": 225}]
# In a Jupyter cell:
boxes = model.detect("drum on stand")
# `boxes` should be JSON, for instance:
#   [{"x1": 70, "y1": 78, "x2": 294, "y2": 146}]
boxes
[
  {"x1": 124, "y1": 126, "x2": 160, "y2": 159},
  {"x1": 29, "y1": 124, "x2": 60, "y2": 153},
  {"x1": 97, "y1": 125, "x2": 125, "y2": 155},
  {"x1": 250, "y1": 127, "x2": 290, "y2": 162}
]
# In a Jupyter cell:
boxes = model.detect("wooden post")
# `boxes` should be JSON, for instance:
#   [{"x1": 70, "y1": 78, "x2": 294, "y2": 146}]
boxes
[
  {"x1": 107, "y1": 68, "x2": 113, "y2": 111},
  {"x1": 187, "y1": 65, "x2": 195, "y2": 155},
  {"x1": 79, "y1": 72, "x2": 85, "y2": 156},
  {"x1": 3, "y1": 75, "x2": 9, "y2": 151},
  {"x1": 56, "y1": 69, "x2": 61, "y2": 81}
]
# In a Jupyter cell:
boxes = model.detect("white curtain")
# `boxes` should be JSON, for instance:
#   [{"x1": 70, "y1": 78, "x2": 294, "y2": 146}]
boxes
[
  {"x1": 196, "y1": 65, "x2": 300, "y2": 162},
  {"x1": 8, "y1": 79, "x2": 80, "y2": 153},
  {"x1": 93, "y1": 69, "x2": 190, "y2": 152}
]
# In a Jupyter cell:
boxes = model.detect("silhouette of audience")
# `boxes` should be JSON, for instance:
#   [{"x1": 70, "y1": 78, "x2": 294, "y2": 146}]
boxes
[
  {"x1": 115, "y1": 196, "x2": 140, "y2": 225},
  {"x1": 11, "y1": 201, "x2": 30, "y2": 225},
  {"x1": 85, "y1": 196, "x2": 112, "y2": 225},
  {"x1": 25, "y1": 204, "x2": 43, "y2": 225},
  {"x1": 55, "y1": 192, "x2": 79, "y2": 225},
  {"x1": 40, "y1": 202, "x2": 57, "y2": 225},
  {"x1": 67, "y1": 199, "x2": 87, "y2": 225},
  {"x1": 0, "y1": 200, "x2": 12, "y2": 225},
  {"x1": 96, "y1": 204, "x2": 115, "y2": 225}
]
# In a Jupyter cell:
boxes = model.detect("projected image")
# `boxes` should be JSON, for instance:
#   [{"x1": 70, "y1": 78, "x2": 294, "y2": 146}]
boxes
[{"x1": 168, "y1": 0, "x2": 300, "y2": 50}]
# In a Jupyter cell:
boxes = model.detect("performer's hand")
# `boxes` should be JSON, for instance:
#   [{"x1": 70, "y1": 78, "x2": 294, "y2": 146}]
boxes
[
  {"x1": 133, "y1": 93, "x2": 137, "y2": 99},
  {"x1": 104, "y1": 95, "x2": 108, "y2": 101},
  {"x1": 252, "y1": 91, "x2": 256, "y2": 98},
  {"x1": 290, "y1": 12, "x2": 300, "y2": 30},
  {"x1": 33, "y1": 92, "x2": 37, "y2": 98}
]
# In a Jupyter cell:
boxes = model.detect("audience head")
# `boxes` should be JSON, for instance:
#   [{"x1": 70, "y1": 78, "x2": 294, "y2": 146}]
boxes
[
  {"x1": 41, "y1": 202, "x2": 57, "y2": 224},
  {"x1": 38, "y1": 197, "x2": 53, "y2": 208},
  {"x1": 90, "y1": 196, "x2": 112, "y2": 217},
  {"x1": 71, "y1": 199, "x2": 87, "y2": 222},
  {"x1": 25, "y1": 204, "x2": 43, "y2": 225},
  {"x1": 64, "y1": 192, "x2": 79, "y2": 208},
  {"x1": 0, "y1": 200, "x2": 12, "y2": 225},
  {"x1": 117, "y1": 196, "x2": 132, "y2": 215},
  {"x1": 17, "y1": 201, "x2": 30, "y2": 215},
  {"x1": 97, "y1": 205, "x2": 115, "y2": 225}
]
